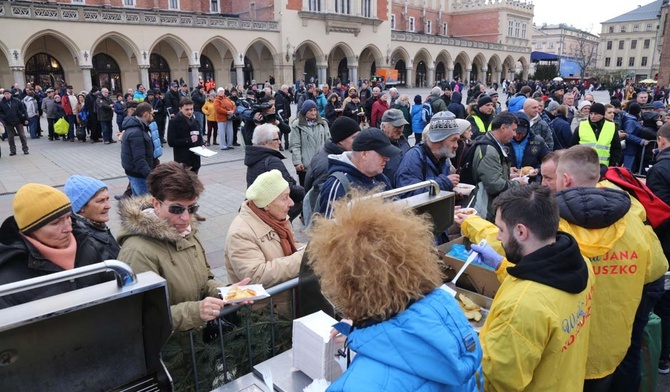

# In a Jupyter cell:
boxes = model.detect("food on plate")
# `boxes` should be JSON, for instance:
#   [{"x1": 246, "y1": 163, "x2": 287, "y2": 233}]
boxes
[
  {"x1": 224, "y1": 284, "x2": 257, "y2": 301},
  {"x1": 457, "y1": 293, "x2": 482, "y2": 322},
  {"x1": 521, "y1": 166, "x2": 537, "y2": 176},
  {"x1": 453, "y1": 183, "x2": 476, "y2": 196},
  {"x1": 455, "y1": 208, "x2": 477, "y2": 218}
]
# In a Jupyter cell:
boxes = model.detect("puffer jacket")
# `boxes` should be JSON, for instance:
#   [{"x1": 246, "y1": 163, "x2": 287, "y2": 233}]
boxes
[
  {"x1": 316, "y1": 93, "x2": 328, "y2": 118},
  {"x1": 447, "y1": 92, "x2": 466, "y2": 119},
  {"x1": 480, "y1": 233, "x2": 594, "y2": 391},
  {"x1": 117, "y1": 196, "x2": 224, "y2": 332},
  {"x1": 201, "y1": 99, "x2": 216, "y2": 122},
  {"x1": 149, "y1": 121, "x2": 163, "y2": 159},
  {"x1": 244, "y1": 145, "x2": 304, "y2": 204},
  {"x1": 290, "y1": 112, "x2": 330, "y2": 168},
  {"x1": 214, "y1": 95, "x2": 235, "y2": 122},
  {"x1": 120, "y1": 116, "x2": 154, "y2": 179},
  {"x1": 530, "y1": 117, "x2": 554, "y2": 151},
  {"x1": 328, "y1": 288, "x2": 483, "y2": 392},
  {"x1": 304, "y1": 140, "x2": 346, "y2": 193},
  {"x1": 461, "y1": 187, "x2": 668, "y2": 380},
  {"x1": 411, "y1": 104, "x2": 425, "y2": 134},
  {"x1": 71, "y1": 213, "x2": 120, "y2": 264},
  {"x1": 0, "y1": 216, "x2": 113, "y2": 309},
  {"x1": 224, "y1": 201, "x2": 304, "y2": 289},
  {"x1": 395, "y1": 143, "x2": 454, "y2": 197},
  {"x1": 0, "y1": 96, "x2": 27, "y2": 125},
  {"x1": 507, "y1": 94, "x2": 527, "y2": 113}
]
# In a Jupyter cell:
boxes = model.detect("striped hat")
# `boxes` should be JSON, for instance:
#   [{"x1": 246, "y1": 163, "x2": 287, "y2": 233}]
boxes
[{"x1": 14, "y1": 183, "x2": 71, "y2": 234}]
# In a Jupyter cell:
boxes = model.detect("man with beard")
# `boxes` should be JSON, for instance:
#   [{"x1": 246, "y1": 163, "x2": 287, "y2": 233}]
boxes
[
  {"x1": 395, "y1": 111, "x2": 463, "y2": 196},
  {"x1": 470, "y1": 184, "x2": 594, "y2": 392},
  {"x1": 467, "y1": 94, "x2": 495, "y2": 138},
  {"x1": 570, "y1": 102, "x2": 622, "y2": 167},
  {"x1": 458, "y1": 146, "x2": 668, "y2": 391}
]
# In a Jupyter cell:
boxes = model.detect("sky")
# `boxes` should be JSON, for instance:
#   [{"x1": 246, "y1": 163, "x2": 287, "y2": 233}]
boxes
[{"x1": 532, "y1": 0, "x2": 658, "y2": 35}]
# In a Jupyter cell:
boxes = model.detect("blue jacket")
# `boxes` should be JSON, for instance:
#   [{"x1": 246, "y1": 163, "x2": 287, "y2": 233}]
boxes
[
  {"x1": 384, "y1": 135, "x2": 411, "y2": 187},
  {"x1": 507, "y1": 95, "x2": 527, "y2": 113},
  {"x1": 316, "y1": 93, "x2": 328, "y2": 117},
  {"x1": 149, "y1": 121, "x2": 163, "y2": 159},
  {"x1": 411, "y1": 104, "x2": 425, "y2": 134},
  {"x1": 551, "y1": 114, "x2": 572, "y2": 150},
  {"x1": 318, "y1": 152, "x2": 391, "y2": 218},
  {"x1": 395, "y1": 144, "x2": 455, "y2": 197},
  {"x1": 328, "y1": 288, "x2": 483, "y2": 392},
  {"x1": 622, "y1": 113, "x2": 646, "y2": 157},
  {"x1": 113, "y1": 101, "x2": 125, "y2": 126}
]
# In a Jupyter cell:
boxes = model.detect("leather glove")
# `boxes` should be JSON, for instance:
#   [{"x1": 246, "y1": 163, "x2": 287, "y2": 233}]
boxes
[{"x1": 471, "y1": 243, "x2": 504, "y2": 270}]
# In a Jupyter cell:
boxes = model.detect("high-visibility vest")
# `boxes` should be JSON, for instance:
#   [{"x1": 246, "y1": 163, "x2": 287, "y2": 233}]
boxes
[
  {"x1": 472, "y1": 115, "x2": 492, "y2": 133},
  {"x1": 578, "y1": 121, "x2": 616, "y2": 164}
]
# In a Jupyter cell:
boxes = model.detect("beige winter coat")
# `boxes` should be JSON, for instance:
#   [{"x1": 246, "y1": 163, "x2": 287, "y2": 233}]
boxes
[{"x1": 116, "y1": 196, "x2": 225, "y2": 332}]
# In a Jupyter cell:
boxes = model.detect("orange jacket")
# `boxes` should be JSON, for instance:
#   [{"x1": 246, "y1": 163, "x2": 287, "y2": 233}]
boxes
[{"x1": 214, "y1": 95, "x2": 235, "y2": 122}]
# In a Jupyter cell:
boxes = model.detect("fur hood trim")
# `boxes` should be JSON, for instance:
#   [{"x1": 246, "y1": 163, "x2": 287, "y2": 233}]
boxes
[{"x1": 116, "y1": 195, "x2": 195, "y2": 244}]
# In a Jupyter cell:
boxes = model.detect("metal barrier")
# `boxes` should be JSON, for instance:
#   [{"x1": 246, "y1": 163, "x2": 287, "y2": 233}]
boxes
[
  {"x1": 637, "y1": 140, "x2": 658, "y2": 177},
  {"x1": 186, "y1": 277, "x2": 301, "y2": 392}
]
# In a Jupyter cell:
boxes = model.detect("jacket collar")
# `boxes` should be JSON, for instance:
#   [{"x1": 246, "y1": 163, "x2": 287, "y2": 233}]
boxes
[
  {"x1": 116, "y1": 195, "x2": 197, "y2": 244},
  {"x1": 656, "y1": 148, "x2": 670, "y2": 162}
]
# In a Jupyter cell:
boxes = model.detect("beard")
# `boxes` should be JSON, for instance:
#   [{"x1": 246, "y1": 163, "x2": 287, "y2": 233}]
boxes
[
  {"x1": 502, "y1": 235, "x2": 524, "y2": 264},
  {"x1": 436, "y1": 145, "x2": 457, "y2": 159}
]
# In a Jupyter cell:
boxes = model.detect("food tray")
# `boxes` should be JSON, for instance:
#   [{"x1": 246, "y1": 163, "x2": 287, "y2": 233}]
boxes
[
  {"x1": 218, "y1": 284, "x2": 270, "y2": 304},
  {"x1": 455, "y1": 287, "x2": 492, "y2": 333}
]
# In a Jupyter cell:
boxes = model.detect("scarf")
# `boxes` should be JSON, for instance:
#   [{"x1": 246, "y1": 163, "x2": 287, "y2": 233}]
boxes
[
  {"x1": 248, "y1": 201, "x2": 298, "y2": 257},
  {"x1": 22, "y1": 233, "x2": 77, "y2": 270}
]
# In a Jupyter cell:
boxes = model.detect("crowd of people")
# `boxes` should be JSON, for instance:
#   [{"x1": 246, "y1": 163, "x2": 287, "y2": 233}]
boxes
[{"x1": 2, "y1": 74, "x2": 670, "y2": 391}]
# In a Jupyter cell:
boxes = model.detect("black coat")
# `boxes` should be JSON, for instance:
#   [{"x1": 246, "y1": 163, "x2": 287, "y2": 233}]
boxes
[
  {"x1": 647, "y1": 149, "x2": 670, "y2": 206},
  {"x1": 244, "y1": 145, "x2": 304, "y2": 203},
  {"x1": 167, "y1": 111, "x2": 203, "y2": 172},
  {"x1": 0, "y1": 97, "x2": 27, "y2": 125},
  {"x1": 71, "y1": 213, "x2": 120, "y2": 265},
  {"x1": 191, "y1": 90, "x2": 206, "y2": 112},
  {"x1": 164, "y1": 89, "x2": 181, "y2": 116},
  {"x1": 274, "y1": 90, "x2": 292, "y2": 122},
  {"x1": 85, "y1": 92, "x2": 98, "y2": 122},
  {"x1": 551, "y1": 114, "x2": 573, "y2": 150},
  {"x1": 96, "y1": 95, "x2": 114, "y2": 122},
  {"x1": 121, "y1": 116, "x2": 154, "y2": 178},
  {"x1": 0, "y1": 216, "x2": 113, "y2": 309},
  {"x1": 304, "y1": 140, "x2": 346, "y2": 193}
]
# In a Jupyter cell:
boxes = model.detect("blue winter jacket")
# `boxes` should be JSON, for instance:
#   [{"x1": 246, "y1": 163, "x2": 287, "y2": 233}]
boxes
[
  {"x1": 411, "y1": 104, "x2": 425, "y2": 134},
  {"x1": 316, "y1": 93, "x2": 328, "y2": 117},
  {"x1": 318, "y1": 152, "x2": 391, "y2": 218},
  {"x1": 328, "y1": 288, "x2": 483, "y2": 392},
  {"x1": 395, "y1": 144, "x2": 455, "y2": 197},
  {"x1": 507, "y1": 95, "x2": 527, "y2": 113},
  {"x1": 551, "y1": 114, "x2": 572, "y2": 150},
  {"x1": 149, "y1": 121, "x2": 163, "y2": 159},
  {"x1": 622, "y1": 113, "x2": 646, "y2": 157}
]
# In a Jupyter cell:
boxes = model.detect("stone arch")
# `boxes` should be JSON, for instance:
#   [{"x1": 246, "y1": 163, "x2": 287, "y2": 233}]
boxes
[
  {"x1": 200, "y1": 36, "x2": 237, "y2": 86},
  {"x1": 149, "y1": 34, "x2": 192, "y2": 61},
  {"x1": 453, "y1": 51, "x2": 470, "y2": 81},
  {"x1": 327, "y1": 42, "x2": 355, "y2": 84},
  {"x1": 0, "y1": 40, "x2": 10, "y2": 88},
  {"x1": 391, "y1": 47, "x2": 410, "y2": 86},
  {"x1": 517, "y1": 56, "x2": 530, "y2": 80},
  {"x1": 23, "y1": 30, "x2": 81, "y2": 88},
  {"x1": 435, "y1": 50, "x2": 453, "y2": 82},
  {"x1": 150, "y1": 34, "x2": 192, "y2": 89},
  {"x1": 502, "y1": 55, "x2": 516, "y2": 80},
  {"x1": 294, "y1": 40, "x2": 323, "y2": 83},
  {"x1": 22, "y1": 30, "x2": 80, "y2": 65},
  {"x1": 413, "y1": 49, "x2": 432, "y2": 88},
  {"x1": 359, "y1": 44, "x2": 384, "y2": 79},
  {"x1": 91, "y1": 32, "x2": 141, "y2": 64},
  {"x1": 244, "y1": 38, "x2": 277, "y2": 86},
  {"x1": 91, "y1": 33, "x2": 142, "y2": 95},
  {"x1": 487, "y1": 54, "x2": 502, "y2": 85},
  {"x1": 472, "y1": 52, "x2": 487, "y2": 83}
]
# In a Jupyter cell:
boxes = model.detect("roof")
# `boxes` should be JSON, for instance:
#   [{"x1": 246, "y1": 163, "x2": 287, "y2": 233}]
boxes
[
  {"x1": 531, "y1": 51, "x2": 558, "y2": 62},
  {"x1": 603, "y1": 0, "x2": 663, "y2": 24}
]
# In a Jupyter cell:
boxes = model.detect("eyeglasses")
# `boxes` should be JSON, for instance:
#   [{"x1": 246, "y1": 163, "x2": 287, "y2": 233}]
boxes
[{"x1": 158, "y1": 200, "x2": 199, "y2": 215}]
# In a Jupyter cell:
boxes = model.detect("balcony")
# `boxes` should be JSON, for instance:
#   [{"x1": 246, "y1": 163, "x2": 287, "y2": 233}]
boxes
[{"x1": 391, "y1": 31, "x2": 531, "y2": 53}]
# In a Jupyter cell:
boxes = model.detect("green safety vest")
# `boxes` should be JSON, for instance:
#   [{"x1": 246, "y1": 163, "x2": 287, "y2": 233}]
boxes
[
  {"x1": 472, "y1": 115, "x2": 492, "y2": 133},
  {"x1": 578, "y1": 121, "x2": 616, "y2": 164}
]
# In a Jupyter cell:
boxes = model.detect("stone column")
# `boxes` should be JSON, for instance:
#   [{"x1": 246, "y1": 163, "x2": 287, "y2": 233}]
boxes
[
  {"x1": 494, "y1": 69, "x2": 501, "y2": 85},
  {"x1": 481, "y1": 67, "x2": 487, "y2": 84},
  {"x1": 406, "y1": 67, "x2": 414, "y2": 88},
  {"x1": 522, "y1": 65, "x2": 529, "y2": 81},
  {"x1": 235, "y1": 65, "x2": 244, "y2": 87},
  {"x1": 318, "y1": 66, "x2": 327, "y2": 85},
  {"x1": 465, "y1": 68, "x2": 472, "y2": 84},
  {"x1": 447, "y1": 67, "x2": 454, "y2": 83},
  {"x1": 189, "y1": 65, "x2": 199, "y2": 88},
  {"x1": 428, "y1": 66, "x2": 435, "y2": 87},
  {"x1": 139, "y1": 65, "x2": 150, "y2": 90},
  {"x1": 81, "y1": 67, "x2": 93, "y2": 92},
  {"x1": 348, "y1": 65, "x2": 358, "y2": 85},
  {"x1": 352, "y1": 0, "x2": 361, "y2": 16},
  {"x1": 11, "y1": 67, "x2": 25, "y2": 89}
]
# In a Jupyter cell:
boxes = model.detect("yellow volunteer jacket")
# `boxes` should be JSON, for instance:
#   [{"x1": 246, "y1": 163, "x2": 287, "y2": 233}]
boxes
[{"x1": 481, "y1": 254, "x2": 595, "y2": 391}]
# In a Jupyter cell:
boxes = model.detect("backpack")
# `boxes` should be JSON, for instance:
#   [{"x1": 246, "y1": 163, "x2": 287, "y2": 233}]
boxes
[
  {"x1": 604, "y1": 166, "x2": 670, "y2": 229},
  {"x1": 459, "y1": 136, "x2": 505, "y2": 187},
  {"x1": 234, "y1": 99, "x2": 253, "y2": 121},
  {"x1": 421, "y1": 99, "x2": 434, "y2": 124},
  {"x1": 303, "y1": 171, "x2": 350, "y2": 226}
]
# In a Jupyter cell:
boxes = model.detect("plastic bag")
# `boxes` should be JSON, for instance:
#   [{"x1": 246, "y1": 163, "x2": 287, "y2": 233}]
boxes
[{"x1": 54, "y1": 118, "x2": 69, "y2": 135}]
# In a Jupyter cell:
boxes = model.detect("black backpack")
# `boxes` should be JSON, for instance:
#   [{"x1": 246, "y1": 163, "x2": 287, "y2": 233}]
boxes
[{"x1": 459, "y1": 135, "x2": 505, "y2": 186}]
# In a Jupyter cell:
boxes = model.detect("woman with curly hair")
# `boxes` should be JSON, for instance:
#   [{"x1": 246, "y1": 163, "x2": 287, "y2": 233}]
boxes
[{"x1": 308, "y1": 193, "x2": 483, "y2": 392}]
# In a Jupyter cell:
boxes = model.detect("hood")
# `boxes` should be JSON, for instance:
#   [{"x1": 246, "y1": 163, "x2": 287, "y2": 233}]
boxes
[
  {"x1": 507, "y1": 232, "x2": 589, "y2": 293},
  {"x1": 324, "y1": 139, "x2": 346, "y2": 155},
  {"x1": 641, "y1": 110, "x2": 660, "y2": 127},
  {"x1": 298, "y1": 111, "x2": 326, "y2": 126},
  {"x1": 451, "y1": 92, "x2": 462, "y2": 103},
  {"x1": 122, "y1": 115, "x2": 147, "y2": 129},
  {"x1": 508, "y1": 95, "x2": 525, "y2": 105},
  {"x1": 0, "y1": 216, "x2": 28, "y2": 265},
  {"x1": 244, "y1": 145, "x2": 284, "y2": 167},
  {"x1": 116, "y1": 195, "x2": 194, "y2": 245},
  {"x1": 346, "y1": 289, "x2": 481, "y2": 385},
  {"x1": 556, "y1": 187, "x2": 630, "y2": 257}
]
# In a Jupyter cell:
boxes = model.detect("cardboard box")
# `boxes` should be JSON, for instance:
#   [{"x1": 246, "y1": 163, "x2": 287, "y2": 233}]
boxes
[{"x1": 437, "y1": 236, "x2": 501, "y2": 298}]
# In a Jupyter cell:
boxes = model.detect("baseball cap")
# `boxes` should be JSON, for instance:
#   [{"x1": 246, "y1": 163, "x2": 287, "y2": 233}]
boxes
[
  {"x1": 381, "y1": 109, "x2": 409, "y2": 127},
  {"x1": 653, "y1": 101, "x2": 665, "y2": 110},
  {"x1": 352, "y1": 128, "x2": 401, "y2": 158},
  {"x1": 170, "y1": 82, "x2": 178, "y2": 88},
  {"x1": 513, "y1": 112, "x2": 530, "y2": 134}
]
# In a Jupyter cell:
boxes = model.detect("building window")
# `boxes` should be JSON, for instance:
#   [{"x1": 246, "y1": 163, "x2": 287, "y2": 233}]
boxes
[
  {"x1": 620, "y1": 25, "x2": 626, "y2": 32},
  {"x1": 522, "y1": 23, "x2": 527, "y2": 38},
  {"x1": 210, "y1": 0, "x2": 218, "y2": 12},
  {"x1": 123, "y1": 0, "x2": 134, "y2": 5},
  {"x1": 409, "y1": 17, "x2": 415, "y2": 32},
  {"x1": 609, "y1": 26, "x2": 615, "y2": 33},
  {"x1": 607, "y1": 41, "x2": 612, "y2": 50},
  {"x1": 616, "y1": 57, "x2": 623, "y2": 67},
  {"x1": 515, "y1": 21, "x2": 520, "y2": 37},
  {"x1": 605, "y1": 57, "x2": 611, "y2": 67},
  {"x1": 549, "y1": 42, "x2": 554, "y2": 48},
  {"x1": 308, "y1": 0, "x2": 321, "y2": 11},
  {"x1": 619, "y1": 40, "x2": 624, "y2": 50},
  {"x1": 168, "y1": 0, "x2": 178, "y2": 10},
  {"x1": 426, "y1": 20, "x2": 432, "y2": 34},
  {"x1": 633, "y1": 24, "x2": 639, "y2": 32},
  {"x1": 535, "y1": 42, "x2": 542, "y2": 49},
  {"x1": 442, "y1": 23, "x2": 447, "y2": 36},
  {"x1": 631, "y1": 40, "x2": 637, "y2": 49},
  {"x1": 644, "y1": 39, "x2": 651, "y2": 49},
  {"x1": 362, "y1": 0, "x2": 371, "y2": 18},
  {"x1": 508, "y1": 21, "x2": 514, "y2": 36},
  {"x1": 71, "y1": 0, "x2": 85, "y2": 3},
  {"x1": 642, "y1": 56, "x2": 648, "y2": 66},
  {"x1": 335, "y1": 0, "x2": 350, "y2": 14},
  {"x1": 629, "y1": 57, "x2": 635, "y2": 67},
  {"x1": 390, "y1": 14, "x2": 396, "y2": 30},
  {"x1": 647, "y1": 23, "x2": 653, "y2": 31}
]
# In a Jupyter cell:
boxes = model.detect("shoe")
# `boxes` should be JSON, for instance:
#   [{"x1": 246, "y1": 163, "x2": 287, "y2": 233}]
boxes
[
  {"x1": 54, "y1": 136, "x2": 60, "y2": 140},
  {"x1": 660, "y1": 360, "x2": 670, "y2": 374},
  {"x1": 49, "y1": 137, "x2": 54, "y2": 141},
  {"x1": 213, "y1": 142, "x2": 219, "y2": 145},
  {"x1": 109, "y1": 140, "x2": 117, "y2": 143},
  {"x1": 233, "y1": 143, "x2": 241, "y2": 146},
  {"x1": 206, "y1": 142, "x2": 210, "y2": 147},
  {"x1": 24, "y1": 151, "x2": 29, "y2": 155},
  {"x1": 195, "y1": 213, "x2": 207, "y2": 222},
  {"x1": 0, "y1": 135, "x2": 6, "y2": 141},
  {"x1": 9, "y1": 152, "x2": 16, "y2": 156},
  {"x1": 70, "y1": 139, "x2": 75, "y2": 142},
  {"x1": 160, "y1": 139, "x2": 167, "y2": 144},
  {"x1": 226, "y1": 146, "x2": 234, "y2": 150}
]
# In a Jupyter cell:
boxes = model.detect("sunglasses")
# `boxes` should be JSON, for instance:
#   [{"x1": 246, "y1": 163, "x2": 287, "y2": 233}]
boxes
[{"x1": 159, "y1": 200, "x2": 199, "y2": 215}]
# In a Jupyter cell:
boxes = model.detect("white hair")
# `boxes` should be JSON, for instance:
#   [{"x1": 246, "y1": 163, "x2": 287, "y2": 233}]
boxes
[{"x1": 252, "y1": 123, "x2": 279, "y2": 146}]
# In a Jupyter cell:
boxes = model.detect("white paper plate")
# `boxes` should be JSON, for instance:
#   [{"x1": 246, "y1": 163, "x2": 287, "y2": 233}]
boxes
[{"x1": 218, "y1": 284, "x2": 270, "y2": 304}]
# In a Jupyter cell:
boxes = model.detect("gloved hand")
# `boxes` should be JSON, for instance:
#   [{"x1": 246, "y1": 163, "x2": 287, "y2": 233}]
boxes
[{"x1": 471, "y1": 243, "x2": 503, "y2": 270}]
